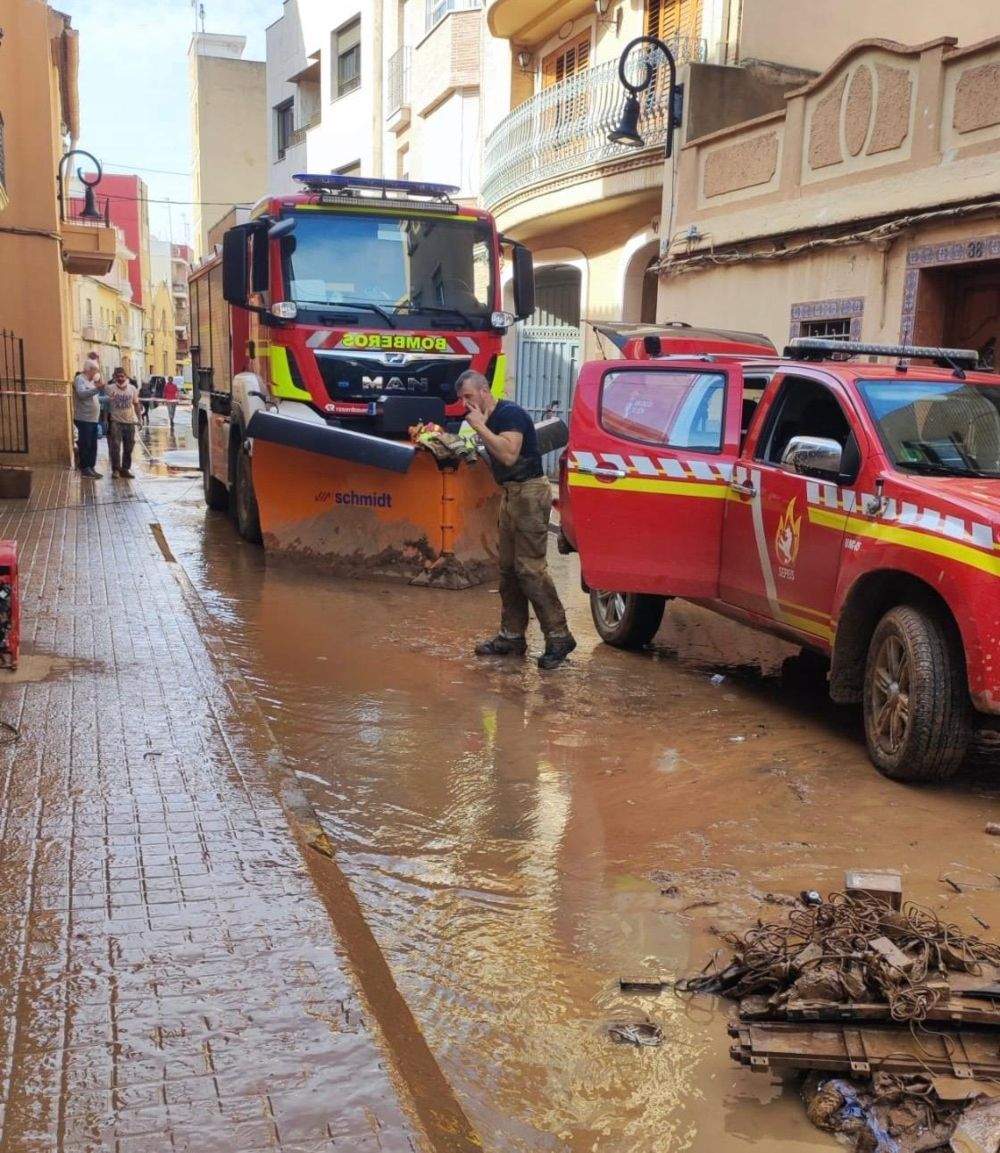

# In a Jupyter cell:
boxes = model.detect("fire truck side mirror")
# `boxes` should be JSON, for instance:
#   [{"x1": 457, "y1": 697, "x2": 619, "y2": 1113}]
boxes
[
  {"x1": 512, "y1": 244, "x2": 535, "y2": 320},
  {"x1": 222, "y1": 227, "x2": 251, "y2": 307}
]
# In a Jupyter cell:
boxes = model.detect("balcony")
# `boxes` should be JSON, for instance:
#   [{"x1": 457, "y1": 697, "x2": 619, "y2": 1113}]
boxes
[
  {"x1": 60, "y1": 194, "x2": 115, "y2": 276},
  {"x1": 482, "y1": 39, "x2": 706, "y2": 215},
  {"x1": 386, "y1": 46, "x2": 412, "y2": 131},
  {"x1": 487, "y1": 0, "x2": 590, "y2": 43},
  {"x1": 81, "y1": 323, "x2": 112, "y2": 343},
  {"x1": 176, "y1": 338, "x2": 190, "y2": 358}
]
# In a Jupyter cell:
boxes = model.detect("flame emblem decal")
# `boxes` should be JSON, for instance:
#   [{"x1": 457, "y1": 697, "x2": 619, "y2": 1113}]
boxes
[{"x1": 774, "y1": 496, "x2": 801, "y2": 568}]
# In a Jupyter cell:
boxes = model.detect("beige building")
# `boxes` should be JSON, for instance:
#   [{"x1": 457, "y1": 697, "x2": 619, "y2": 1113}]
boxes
[
  {"x1": 190, "y1": 32, "x2": 268, "y2": 258},
  {"x1": 72, "y1": 227, "x2": 147, "y2": 378},
  {"x1": 0, "y1": 0, "x2": 115, "y2": 466},
  {"x1": 660, "y1": 28, "x2": 1000, "y2": 364}
]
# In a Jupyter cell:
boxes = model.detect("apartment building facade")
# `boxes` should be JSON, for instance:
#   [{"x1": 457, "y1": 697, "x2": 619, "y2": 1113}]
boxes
[
  {"x1": 657, "y1": 8, "x2": 1000, "y2": 363},
  {"x1": 189, "y1": 32, "x2": 268, "y2": 258},
  {"x1": 265, "y1": 0, "x2": 484, "y2": 201}
]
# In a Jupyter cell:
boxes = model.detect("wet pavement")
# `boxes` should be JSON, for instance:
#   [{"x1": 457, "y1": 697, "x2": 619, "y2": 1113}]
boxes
[
  {"x1": 2, "y1": 404, "x2": 998, "y2": 1152},
  {"x1": 0, "y1": 418, "x2": 422, "y2": 1152}
]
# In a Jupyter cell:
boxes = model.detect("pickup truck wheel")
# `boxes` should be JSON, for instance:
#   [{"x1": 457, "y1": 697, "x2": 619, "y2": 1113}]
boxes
[
  {"x1": 863, "y1": 605, "x2": 970, "y2": 782},
  {"x1": 589, "y1": 590, "x2": 666, "y2": 649},
  {"x1": 199, "y1": 423, "x2": 228, "y2": 511},
  {"x1": 234, "y1": 443, "x2": 263, "y2": 545}
]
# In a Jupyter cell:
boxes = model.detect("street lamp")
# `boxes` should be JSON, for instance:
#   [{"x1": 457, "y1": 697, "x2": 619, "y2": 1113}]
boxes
[
  {"x1": 607, "y1": 36, "x2": 683, "y2": 158},
  {"x1": 57, "y1": 148, "x2": 105, "y2": 222}
]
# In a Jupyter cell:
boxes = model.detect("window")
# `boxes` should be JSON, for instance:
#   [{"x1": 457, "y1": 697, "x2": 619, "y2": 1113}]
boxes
[
  {"x1": 396, "y1": 145, "x2": 409, "y2": 180},
  {"x1": 541, "y1": 32, "x2": 590, "y2": 89},
  {"x1": 801, "y1": 317, "x2": 852, "y2": 341},
  {"x1": 426, "y1": 0, "x2": 480, "y2": 33},
  {"x1": 275, "y1": 99, "x2": 295, "y2": 160},
  {"x1": 600, "y1": 370, "x2": 727, "y2": 450},
  {"x1": 645, "y1": 0, "x2": 702, "y2": 41},
  {"x1": 757, "y1": 376, "x2": 853, "y2": 467},
  {"x1": 85, "y1": 299, "x2": 93, "y2": 326},
  {"x1": 334, "y1": 19, "x2": 361, "y2": 98}
]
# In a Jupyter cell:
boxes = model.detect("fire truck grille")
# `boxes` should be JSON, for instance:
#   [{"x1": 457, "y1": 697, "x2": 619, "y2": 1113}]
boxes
[{"x1": 315, "y1": 352, "x2": 471, "y2": 406}]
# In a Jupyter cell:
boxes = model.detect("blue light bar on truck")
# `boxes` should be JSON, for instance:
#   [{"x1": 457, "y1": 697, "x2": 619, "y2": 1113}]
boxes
[{"x1": 293, "y1": 173, "x2": 460, "y2": 201}]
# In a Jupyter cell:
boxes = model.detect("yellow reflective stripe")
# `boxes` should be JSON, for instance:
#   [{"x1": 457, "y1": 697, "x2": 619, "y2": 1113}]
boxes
[
  {"x1": 567, "y1": 473, "x2": 726, "y2": 499},
  {"x1": 269, "y1": 346, "x2": 311, "y2": 401},
  {"x1": 776, "y1": 608, "x2": 835, "y2": 641},
  {"x1": 491, "y1": 354, "x2": 506, "y2": 399},
  {"x1": 809, "y1": 507, "x2": 1000, "y2": 578}
]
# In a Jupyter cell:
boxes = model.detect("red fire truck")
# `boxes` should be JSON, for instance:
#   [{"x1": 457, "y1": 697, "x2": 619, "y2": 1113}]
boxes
[
  {"x1": 559, "y1": 330, "x2": 1000, "y2": 782},
  {"x1": 189, "y1": 174, "x2": 535, "y2": 584}
]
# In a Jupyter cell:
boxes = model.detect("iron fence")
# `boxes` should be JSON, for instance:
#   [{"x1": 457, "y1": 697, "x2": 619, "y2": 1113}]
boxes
[
  {"x1": 0, "y1": 331, "x2": 29, "y2": 455},
  {"x1": 482, "y1": 36, "x2": 707, "y2": 210}
]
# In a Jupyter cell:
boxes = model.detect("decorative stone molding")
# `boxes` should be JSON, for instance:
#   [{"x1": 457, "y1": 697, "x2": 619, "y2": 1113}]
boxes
[
  {"x1": 704, "y1": 134, "x2": 780, "y2": 198},
  {"x1": 953, "y1": 61, "x2": 1000, "y2": 135}
]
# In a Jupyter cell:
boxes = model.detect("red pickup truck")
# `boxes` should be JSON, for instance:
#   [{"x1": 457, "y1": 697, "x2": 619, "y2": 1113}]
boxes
[{"x1": 558, "y1": 328, "x2": 1000, "y2": 782}]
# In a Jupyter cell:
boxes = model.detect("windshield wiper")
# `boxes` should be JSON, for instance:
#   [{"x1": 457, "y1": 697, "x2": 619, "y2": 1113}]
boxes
[
  {"x1": 392, "y1": 302, "x2": 478, "y2": 327},
  {"x1": 296, "y1": 301, "x2": 396, "y2": 328},
  {"x1": 895, "y1": 459, "x2": 998, "y2": 479}
]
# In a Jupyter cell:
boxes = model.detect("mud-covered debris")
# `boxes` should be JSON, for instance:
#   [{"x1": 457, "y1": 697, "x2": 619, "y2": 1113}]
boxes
[
  {"x1": 950, "y1": 1097, "x2": 1000, "y2": 1153},
  {"x1": 607, "y1": 1021, "x2": 663, "y2": 1047},
  {"x1": 985, "y1": 823, "x2": 1000, "y2": 837}
]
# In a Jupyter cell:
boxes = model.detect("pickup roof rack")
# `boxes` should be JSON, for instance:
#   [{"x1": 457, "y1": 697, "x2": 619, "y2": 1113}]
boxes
[{"x1": 785, "y1": 337, "x2": 980, "y2": 369}]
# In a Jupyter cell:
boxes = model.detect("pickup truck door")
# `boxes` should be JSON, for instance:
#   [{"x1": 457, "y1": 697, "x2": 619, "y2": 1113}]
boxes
[
  {"x1": 566, "y1": 361, "x2": 743, "y2": 596},
  {"x1": 719, "y1": 371, "x2": 861, "y2": 647}
]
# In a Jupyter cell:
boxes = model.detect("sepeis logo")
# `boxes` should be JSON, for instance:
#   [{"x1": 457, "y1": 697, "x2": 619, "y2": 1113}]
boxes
[{"x1": 339, "y1": 333, "x2": 450, "y2": 352}]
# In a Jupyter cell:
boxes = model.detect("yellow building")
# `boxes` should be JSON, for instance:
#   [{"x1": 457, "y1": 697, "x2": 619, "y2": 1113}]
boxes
[
  {"x1": 0, "y1": 0, "x2": 115, "y2": 465},
  {"x1": 71, "y1": 227, "x2": 148, "y2": 378},
  {"x1": 148, "y1": 280, "x2": 177, "y2": 379}
]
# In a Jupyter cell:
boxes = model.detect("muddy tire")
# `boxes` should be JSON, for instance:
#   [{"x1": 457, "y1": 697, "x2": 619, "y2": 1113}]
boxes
[
  {"x1": 589, "y1": 590, "x2": 666, "y2": 649},
  {"x1": 862, "y1": 604, "x2": 970, "y2": 782},
  {"x1": 199, "y1": 422, "x2": 228, "y2": 511},
  {"x1": 234, "y1": 441, "x2": 262, "y2": 545}
]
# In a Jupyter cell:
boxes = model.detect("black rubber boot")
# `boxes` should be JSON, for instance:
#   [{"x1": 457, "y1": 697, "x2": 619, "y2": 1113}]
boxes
[
  {"x1": 475, "y1": 635, "x2": 527, "y2": 657},
  {"x1": 538, "y1": 635, "x2": 577, "y2": 670}
]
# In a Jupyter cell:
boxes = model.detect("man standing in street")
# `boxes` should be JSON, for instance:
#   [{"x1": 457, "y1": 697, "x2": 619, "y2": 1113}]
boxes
[
  {"x1": 457, "y1": 370, "x2": 576, "y2": 670},
  {"x1": 106, "y1": 368, "x2": 142, "y2": 479},
  {"x1": 73, "y1": 352, "x2": 105, "y2": 479}
]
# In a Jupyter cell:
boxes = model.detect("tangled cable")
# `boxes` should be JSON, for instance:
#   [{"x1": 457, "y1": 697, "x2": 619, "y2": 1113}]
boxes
[{"x1": 676, "y1": 892, "x2": 1000, "y2": 1023}]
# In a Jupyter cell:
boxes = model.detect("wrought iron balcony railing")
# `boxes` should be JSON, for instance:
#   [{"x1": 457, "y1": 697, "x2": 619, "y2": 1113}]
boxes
[
  {"x1": 386, "y1": 46, "x2": 412, "y2": 117},
  {"x1": 482, "y1": 36, "x2": 706, "y2": 211}
]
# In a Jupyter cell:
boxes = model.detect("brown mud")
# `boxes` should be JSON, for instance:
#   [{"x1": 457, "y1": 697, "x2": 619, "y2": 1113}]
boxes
[{"x1": 138, "y1": 420, "x2": 1000, "y2": 1152}]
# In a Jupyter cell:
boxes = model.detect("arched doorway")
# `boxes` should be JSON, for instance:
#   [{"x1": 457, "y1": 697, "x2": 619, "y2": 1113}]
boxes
[
  {"x1": 622, "y1": 239, "x2": 661, "y2": 324},
  {"x1": 515, "y1": 263, "x2": 583, "y2": 443}
]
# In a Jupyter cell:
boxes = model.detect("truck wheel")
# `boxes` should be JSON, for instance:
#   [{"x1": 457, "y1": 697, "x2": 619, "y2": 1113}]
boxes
[
  {"x1": 234, "y1": 442, "x2": 263, "y2": 545},
  {"x1": 199, "y1": 422, "x2": 228, "y2": 511},
  {"x1": 590, "y1": 590, "x2": 666, "y2": 649},
  {"x1": 863, "y1": 605, "x2": 971, "y2": 782}
]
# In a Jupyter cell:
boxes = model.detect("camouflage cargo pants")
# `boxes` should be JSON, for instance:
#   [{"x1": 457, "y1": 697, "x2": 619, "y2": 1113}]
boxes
[{"x1": 498, "y1": 477, "x2": 570, "y2": 641}]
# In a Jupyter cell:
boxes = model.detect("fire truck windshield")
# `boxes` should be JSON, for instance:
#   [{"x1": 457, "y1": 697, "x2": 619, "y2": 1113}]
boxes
[
  {"x1": 282, "y1": 209, "x2": 496, "y2": 329},
  {"x1": 858, "y1": 378, "x2": 1000, "y2": 478}
]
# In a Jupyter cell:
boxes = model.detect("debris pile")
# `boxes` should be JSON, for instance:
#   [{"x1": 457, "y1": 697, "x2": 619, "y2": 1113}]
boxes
[
  {"x1": 408, "y1": 422, "x2": 478, "y2": 464},
  {"x1": 675, "y1": 887, "x2": 1000, "y2": 1152}
]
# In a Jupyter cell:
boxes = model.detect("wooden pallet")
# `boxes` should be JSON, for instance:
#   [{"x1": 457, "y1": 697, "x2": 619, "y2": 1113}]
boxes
[{"x1": 730, "y1": 1021, "x2": 1000, "y2": 1078}]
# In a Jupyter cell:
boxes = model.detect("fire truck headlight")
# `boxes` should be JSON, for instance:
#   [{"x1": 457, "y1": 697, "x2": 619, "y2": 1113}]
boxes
[
  {"x1": 491, "y1": 310, "x2": 515, "y2": 331},
  {"x1": 272, "y1": 301, "x2": 299, "y2": 320}
]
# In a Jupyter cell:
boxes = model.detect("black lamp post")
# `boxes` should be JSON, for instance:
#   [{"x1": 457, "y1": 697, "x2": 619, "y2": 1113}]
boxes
[
  {"x1": 608, "y1": 36, "x2": 682, "y2": 158},
  {"x1": 57, "y1": 149, "x2": 104, "y2": 222}
]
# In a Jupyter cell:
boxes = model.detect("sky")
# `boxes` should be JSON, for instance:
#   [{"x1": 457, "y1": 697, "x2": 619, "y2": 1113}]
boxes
[{"x1": 58, "y1": 0, "x2": 283, "y2": 243}]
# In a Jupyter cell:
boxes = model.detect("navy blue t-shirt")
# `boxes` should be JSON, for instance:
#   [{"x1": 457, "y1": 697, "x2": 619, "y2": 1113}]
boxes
[{"x1": 485, "y1": 400, "x2": 542, "y2": 483}]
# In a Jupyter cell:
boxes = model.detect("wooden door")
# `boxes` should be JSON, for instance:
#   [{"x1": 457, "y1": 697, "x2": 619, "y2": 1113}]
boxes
[{"x1": 946, "y1": 266, "x2": 1000, "y2": 371}]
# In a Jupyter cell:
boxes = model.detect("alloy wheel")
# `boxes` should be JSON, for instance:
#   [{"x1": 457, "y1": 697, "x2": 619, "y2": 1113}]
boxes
[
  {"x1": 594, "y1": 590, "x2": 627, "y2": 629},
  {"x1": 871, "y1": 633, "x2": 911, "y2": 754}
]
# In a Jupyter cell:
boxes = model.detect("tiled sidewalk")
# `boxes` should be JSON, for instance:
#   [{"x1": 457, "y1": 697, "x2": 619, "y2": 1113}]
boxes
[{"x1": 0, "y1": 469, "x2": 420, "y2": 1152}]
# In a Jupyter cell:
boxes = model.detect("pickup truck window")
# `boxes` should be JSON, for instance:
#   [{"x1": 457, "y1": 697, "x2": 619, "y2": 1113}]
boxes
[
  {"x1": 599, "y1": 370, "x2": 726, "y2": 451},
  {"x1": 858, "y1": 379, "x2": 1000, "y2": 478},
  {"x1": 757, "y1": 376, "x2": 852, "y2": 464}
]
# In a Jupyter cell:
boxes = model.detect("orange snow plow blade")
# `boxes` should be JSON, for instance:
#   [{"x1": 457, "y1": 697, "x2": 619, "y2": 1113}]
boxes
[{"x1": 251, "y1": 439, "x2": 501, "y2": 588}]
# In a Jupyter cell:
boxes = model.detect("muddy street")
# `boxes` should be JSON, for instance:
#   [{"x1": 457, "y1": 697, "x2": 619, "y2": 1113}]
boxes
[{"x1": 135, "y1": 420, "x2": 1000, "y2": 1152}]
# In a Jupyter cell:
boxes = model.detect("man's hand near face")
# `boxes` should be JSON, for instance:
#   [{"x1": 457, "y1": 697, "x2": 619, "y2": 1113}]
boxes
[{"x1": 464, "y1": 405, "x2": 488, "y2": 435}]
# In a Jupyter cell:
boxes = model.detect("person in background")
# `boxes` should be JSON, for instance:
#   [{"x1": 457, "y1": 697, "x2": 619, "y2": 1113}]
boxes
[
  {"x1": 73, "y1": 352, "x2": 105, "y2": 479},
  {"x1": 137, "y1": 377, "x2": 151, "y2": 428},
  {"x1": 457, "y1": 369, "x2": 576, "y2": 670},
  {"x1": 106, "y1": 367, "x2": 142, "y2": 479},
  {"x1": 162, "y1": 376, "x2": 179, "y2": 432}
]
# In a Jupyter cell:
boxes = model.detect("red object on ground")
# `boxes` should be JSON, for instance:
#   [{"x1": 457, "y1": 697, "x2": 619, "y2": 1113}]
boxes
[{"x1": 0, "y1": 540, "x2": 20, "y2": 669}]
